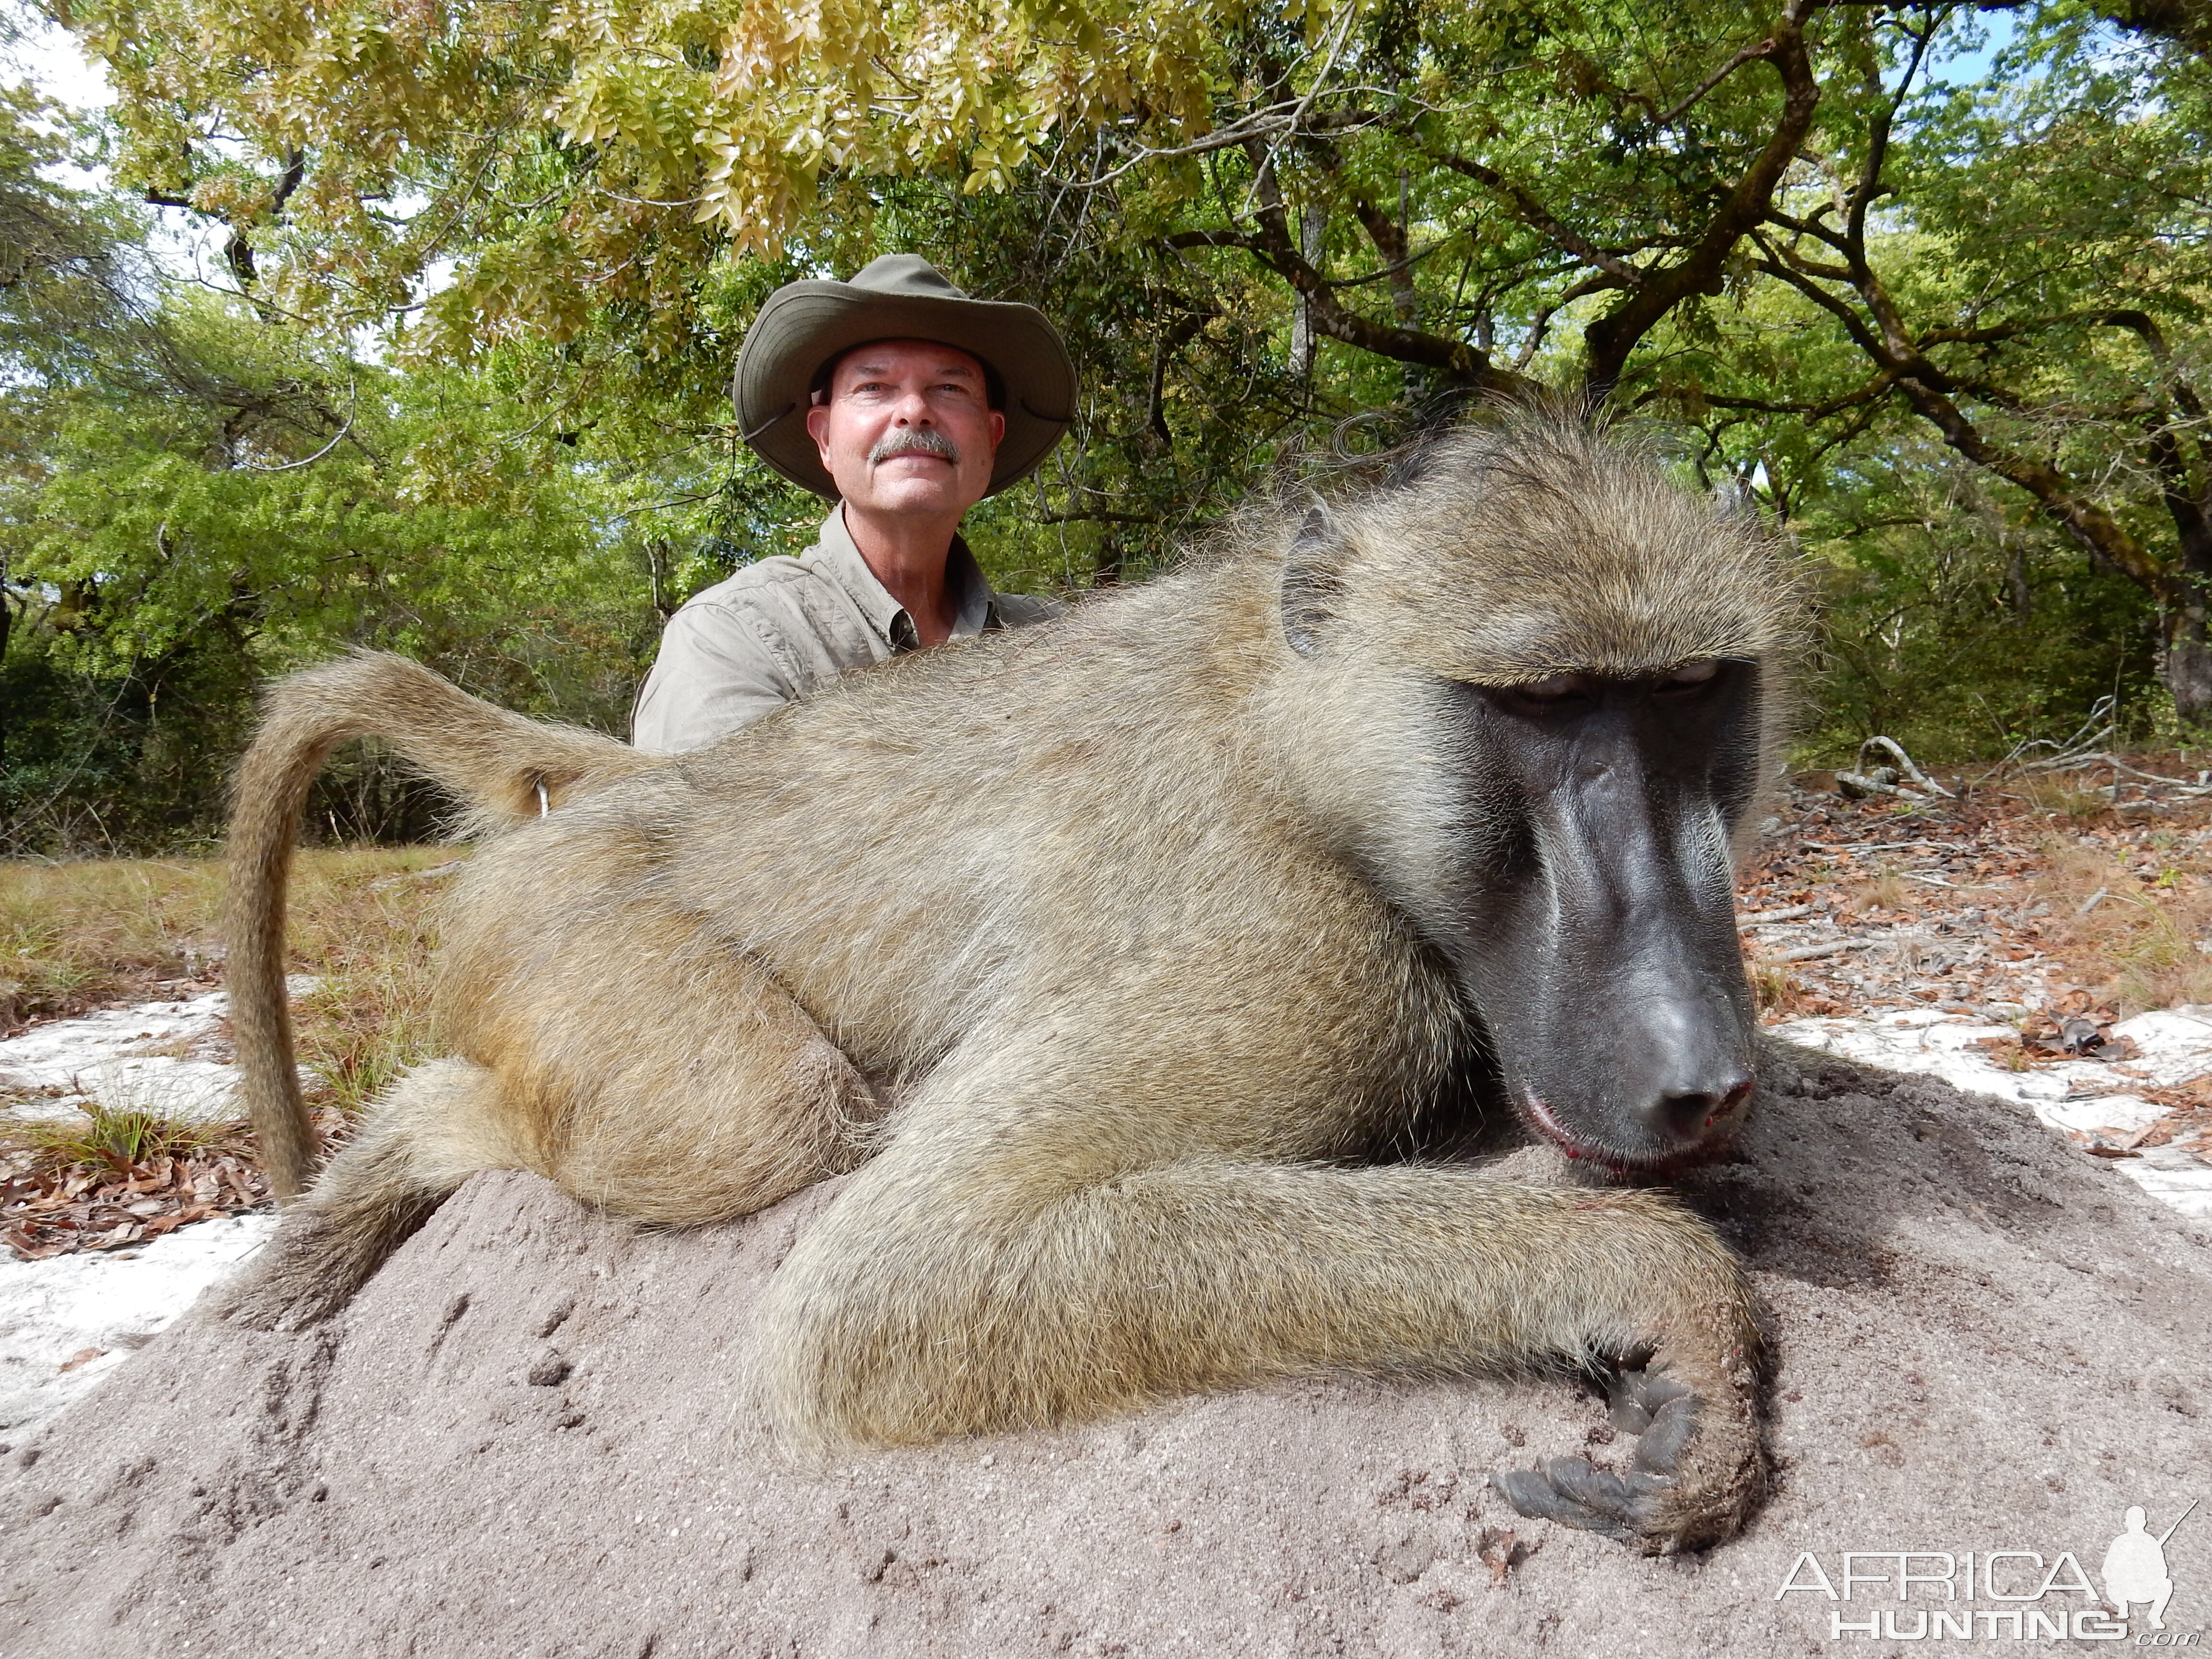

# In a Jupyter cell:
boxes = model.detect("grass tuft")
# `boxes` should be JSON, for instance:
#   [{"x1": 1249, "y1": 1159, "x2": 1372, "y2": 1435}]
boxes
[
  {"x1": 2012, "y1": 776, "x2": 2114, "y2": 819},
  {"x1": 1846, "y1": 867, "x2": 1910, "y2": 915},
  {"x1": 2024, "y1": 834, "x2": 2212, "y2": 1015},
  {"x1": 12, "y1": 1103, "x2": 228, "y2": 1174},
  {"x1": 2, "y1": 846, "x2": 451, "y2": 1255},
  {"x1": 1, "y1": 859, "x2": 225, "y2": 1031},
  {"x1": 1749, "y1": 960, "x2": 1807, "y2": 1015},
  {"x1": 1, "y1": 845, "x2": 453, "y2": 1110}
]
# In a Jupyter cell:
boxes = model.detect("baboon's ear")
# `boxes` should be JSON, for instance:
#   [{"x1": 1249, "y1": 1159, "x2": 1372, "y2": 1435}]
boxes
[{"x1": 1282, "y1": 505, "x2": 1348, "y2": 659}]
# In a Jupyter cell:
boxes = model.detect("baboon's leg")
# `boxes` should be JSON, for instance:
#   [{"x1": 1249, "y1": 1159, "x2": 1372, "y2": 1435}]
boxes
[
  {"x1": 221, "y1": 951, "x2": 878, "y2": 1329},
  {"x1": 451, "y1": 918, "x2": 883, "y2": 1229},
  {"x1": 226, "y1": 654, "x2": 663, "y2": 1199},
  {"x1": 217, "y1": 1058, "x2": 511, "y2": 1331},
  {"x1": 757, "y1": 1033, "x2": 1763, "y2": 1555}
]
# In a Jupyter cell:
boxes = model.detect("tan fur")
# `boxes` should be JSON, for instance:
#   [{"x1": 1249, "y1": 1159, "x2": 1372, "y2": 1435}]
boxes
[
  {"x1": 225, "y1": 651, "x2": 661, "y2": 1196},
  {"x1": 218, "y1": 411, "x2": 1799, "y2": 1553}
]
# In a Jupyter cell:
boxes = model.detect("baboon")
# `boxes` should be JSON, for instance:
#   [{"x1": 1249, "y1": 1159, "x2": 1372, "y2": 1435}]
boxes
[{"x1": 222, "y1": 411, "x2": 1800, "y2": 1555}]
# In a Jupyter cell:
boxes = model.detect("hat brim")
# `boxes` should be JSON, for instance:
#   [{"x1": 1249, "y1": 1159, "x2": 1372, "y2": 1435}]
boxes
[{"x1": 734, "y1": 283, "x2": 1078, "y2": 501}]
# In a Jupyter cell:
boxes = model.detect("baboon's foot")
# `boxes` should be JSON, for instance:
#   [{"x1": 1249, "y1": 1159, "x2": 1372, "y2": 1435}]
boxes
[
  {"x1": 1490, "y1": 1361, "x2": 1764, "y2": 1554},
  {"x1": 207, "y1": 1199, "x2": 431, "y2": 1334},
  {"x1": 210, "y1": 1258, "x2": 358, "y2": 1334}
]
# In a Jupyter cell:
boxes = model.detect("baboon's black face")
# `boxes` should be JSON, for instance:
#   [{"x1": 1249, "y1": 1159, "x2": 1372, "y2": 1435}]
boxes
[{"x1": 1439, "y1": 660, "x2": 1762, "y2": 1173}]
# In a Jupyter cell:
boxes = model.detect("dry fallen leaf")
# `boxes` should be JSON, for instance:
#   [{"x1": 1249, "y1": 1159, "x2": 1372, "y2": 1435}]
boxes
[
  {"x1": 1475, "y1": 1526, "x2": 1530, "y2": 1587},
  {"x1": 0, "y1": 1139, "x2": 276, "y2": 1262}
]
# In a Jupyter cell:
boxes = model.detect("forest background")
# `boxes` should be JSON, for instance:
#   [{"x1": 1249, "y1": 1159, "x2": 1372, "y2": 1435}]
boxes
[{"x1": 5, "y1": 0, "x2": 2212, "y2": 853}]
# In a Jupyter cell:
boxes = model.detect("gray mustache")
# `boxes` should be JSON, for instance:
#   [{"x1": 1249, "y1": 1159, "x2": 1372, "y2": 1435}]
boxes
[{"x1": 869, "y1": 428, "x2": 960, "y2": 466}]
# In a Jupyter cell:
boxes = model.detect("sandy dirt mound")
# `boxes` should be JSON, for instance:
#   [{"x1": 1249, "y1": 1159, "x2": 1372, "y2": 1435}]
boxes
[{"x1": 0, "y1": 1043, "x2": 2206, "y2": 1658}]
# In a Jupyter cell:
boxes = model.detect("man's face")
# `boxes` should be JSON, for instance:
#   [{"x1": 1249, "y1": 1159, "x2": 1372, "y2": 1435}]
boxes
[{"x1": 804, "y1": 339, "x2": 1006, "y2": 518}]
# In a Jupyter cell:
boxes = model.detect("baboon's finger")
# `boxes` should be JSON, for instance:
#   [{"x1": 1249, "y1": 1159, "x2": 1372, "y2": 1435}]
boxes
[
  {"x1": 1630, "y1": 1391, "x2": 1700, "y2": 1475},
  {"x1": 1611, "y1": 1361, "x2": 1690, "y2": 1411},
  {"x1": 1606, "y1": 1369, "x2": 1655, "y2": 1432},
  {"x1": 1489, "y1": 1466, "x2": 1632, "y2": 1540},
  {"x1": 1607, "y1": 1361, "x2": 1693, "y2": 1432},
  {"x1": 1492, "y1": 1457, "x2": 1679, "y2": 1546}
]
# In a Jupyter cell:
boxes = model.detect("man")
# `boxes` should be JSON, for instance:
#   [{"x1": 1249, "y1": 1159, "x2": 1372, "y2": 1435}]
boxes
[{"x1": 632, "y1": 255, "x2": 1077, "y2": 752}]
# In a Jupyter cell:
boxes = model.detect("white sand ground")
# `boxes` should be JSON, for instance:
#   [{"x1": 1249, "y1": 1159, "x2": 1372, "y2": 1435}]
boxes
[
  {"x1": 1770, "y1": 1005, "x2": 2212, "y2": 1217},
  {"x1": 0, "y1": 1212, "x2": 277, "y2": 1438},
  {"x1": 0, "y1": 977, "x2": 314, "y2": 1125},
  {"x1": 0, "y1": 994, "x2": 240, "y2": 1123},
  {"x1": 0, "y1": 989, "x2": 301, "y2": 1438}
]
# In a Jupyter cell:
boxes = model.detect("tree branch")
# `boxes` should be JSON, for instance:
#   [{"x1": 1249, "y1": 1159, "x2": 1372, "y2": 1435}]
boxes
[
  {"x1": 1846, "y1": 18, "x2": 1937, "y2": 252},
  {"x1": 1692, "y1": 373, "x2": 1897, "y2": 420},
  {"x1": 1655, "y1": 38, "x2": 1782, "y2": 127},
  {"x1": 1752, "y1": 252, "x2": 2170, "y2": 594},
  {"x1": 2100, "y1": 308, "x2": 2208, "y2": 422},
  {"x1": 1512, "y1": 272, "x2": 1624, "y2": 373},
  {"x1": 1419, "y1": 149, "x2": 1644, "y2": 285},
  {"x1": 1581, "y1": 0, "x2": 1824, "y2": 394},
  {"x1": 1202, "y1": 139, "x2": 1535, "y2": 393}
]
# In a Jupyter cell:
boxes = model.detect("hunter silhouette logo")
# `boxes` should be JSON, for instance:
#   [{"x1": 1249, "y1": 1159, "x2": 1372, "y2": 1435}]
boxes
[{"x1": 2106, "y1": 1501, "x2": 2196, "y2": 1633}]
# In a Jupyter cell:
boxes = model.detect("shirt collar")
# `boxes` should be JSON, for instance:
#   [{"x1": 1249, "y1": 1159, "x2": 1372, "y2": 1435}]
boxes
[{"x1": 808, "y1": 505, "x2": 993, "y2": 653}]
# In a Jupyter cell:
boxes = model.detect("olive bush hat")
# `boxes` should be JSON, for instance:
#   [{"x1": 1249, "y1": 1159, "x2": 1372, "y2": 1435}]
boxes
[{"x1": 734, "y1": 254, "x2": 1079, "y2": 501}]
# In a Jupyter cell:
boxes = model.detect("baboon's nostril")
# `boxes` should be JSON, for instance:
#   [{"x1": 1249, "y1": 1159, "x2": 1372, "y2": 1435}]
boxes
[{"x1": 1654, "y1": 1074, "x2": 1754, "y2": 1143}]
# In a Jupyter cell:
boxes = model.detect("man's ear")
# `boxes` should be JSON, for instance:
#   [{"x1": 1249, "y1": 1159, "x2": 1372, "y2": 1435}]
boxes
[
  {"x1": 1281, "y1": 504, "x2": 1348, "y2": 659},
  {"x1": 805, "y1": 402, "x2": 833, "y2": 458},
  {"x1": 988, "y1": 409, "x2": 1006, "y2": 450}
]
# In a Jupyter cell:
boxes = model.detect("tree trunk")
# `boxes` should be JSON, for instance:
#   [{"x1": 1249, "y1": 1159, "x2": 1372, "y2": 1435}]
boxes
[
  {"x1": 1289, "y1": 204, "x2": 1326, "y2": 378},
  {"x1": 2003, "y1": 536, "x2": 2032, "y2": 625},
  {"x1": 0, "y1": 563, "x2": 10, "y2": 777},
  {"x1": 2165, "y1": 603, "x2": 2212, "y2": 723}
]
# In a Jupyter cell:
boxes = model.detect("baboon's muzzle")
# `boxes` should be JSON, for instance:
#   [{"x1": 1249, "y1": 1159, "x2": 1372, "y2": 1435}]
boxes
[{"x1": 1445, "y1": 669, "x2": 1761, "y2": 1173}]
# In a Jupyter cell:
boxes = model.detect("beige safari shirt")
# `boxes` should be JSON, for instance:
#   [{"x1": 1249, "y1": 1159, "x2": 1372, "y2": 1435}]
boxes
[{"x1": 631, "y1": 506, "x2": 1056, "y2": 753}]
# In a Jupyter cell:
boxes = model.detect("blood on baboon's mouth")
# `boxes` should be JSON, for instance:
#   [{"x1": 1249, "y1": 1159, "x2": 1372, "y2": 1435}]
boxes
[{"x1": 1514, "y1": 1091, "x2": 1738, "y2": 1177}]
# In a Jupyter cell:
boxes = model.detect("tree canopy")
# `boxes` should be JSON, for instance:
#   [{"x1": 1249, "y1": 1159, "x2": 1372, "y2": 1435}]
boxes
[{"x1": 7, "y1": 0, "x2": 2212, "y2": 848}]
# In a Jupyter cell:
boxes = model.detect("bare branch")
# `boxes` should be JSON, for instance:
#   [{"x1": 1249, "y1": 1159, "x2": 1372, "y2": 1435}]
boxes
[
  {"x1": 1581, "y1": 0, "x2": 1824, "y2": 393},
  {"x1": 1214, "y1": 136, "x2": 1534, "y2": 394},
  {"x1": 1847, "y1": 14, "x2": 1938, "y2": 251},
  {"x1": 1655, "y1": 37, "x2": 1781, "y2": 128},
  {"x1": 1420, "y1": 149, "x2": 1644, "y2": 285},
  {"x1": 1691, "y1": 373, "x2": 1897, "y2": 420}
]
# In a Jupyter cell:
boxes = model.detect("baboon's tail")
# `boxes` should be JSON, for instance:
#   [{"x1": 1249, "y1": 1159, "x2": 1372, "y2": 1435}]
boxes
[{"x1": 228, "y1": 650, "x2": 661, "y2": 1199}]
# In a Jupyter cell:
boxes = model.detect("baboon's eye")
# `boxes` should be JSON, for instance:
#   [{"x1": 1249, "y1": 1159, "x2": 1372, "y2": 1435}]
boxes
[
  {"x1": 1658, "y1": 660, "x2": 1722, "y2": 691},
  {"x1": 1509, "y1": 672, "x2": 1597, "y2": 705}
]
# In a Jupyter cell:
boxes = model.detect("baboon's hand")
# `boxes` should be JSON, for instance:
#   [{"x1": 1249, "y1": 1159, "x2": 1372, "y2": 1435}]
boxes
[{"x1": 1489, "y1": 1362, "x2": 1763, "y2": 1555}]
